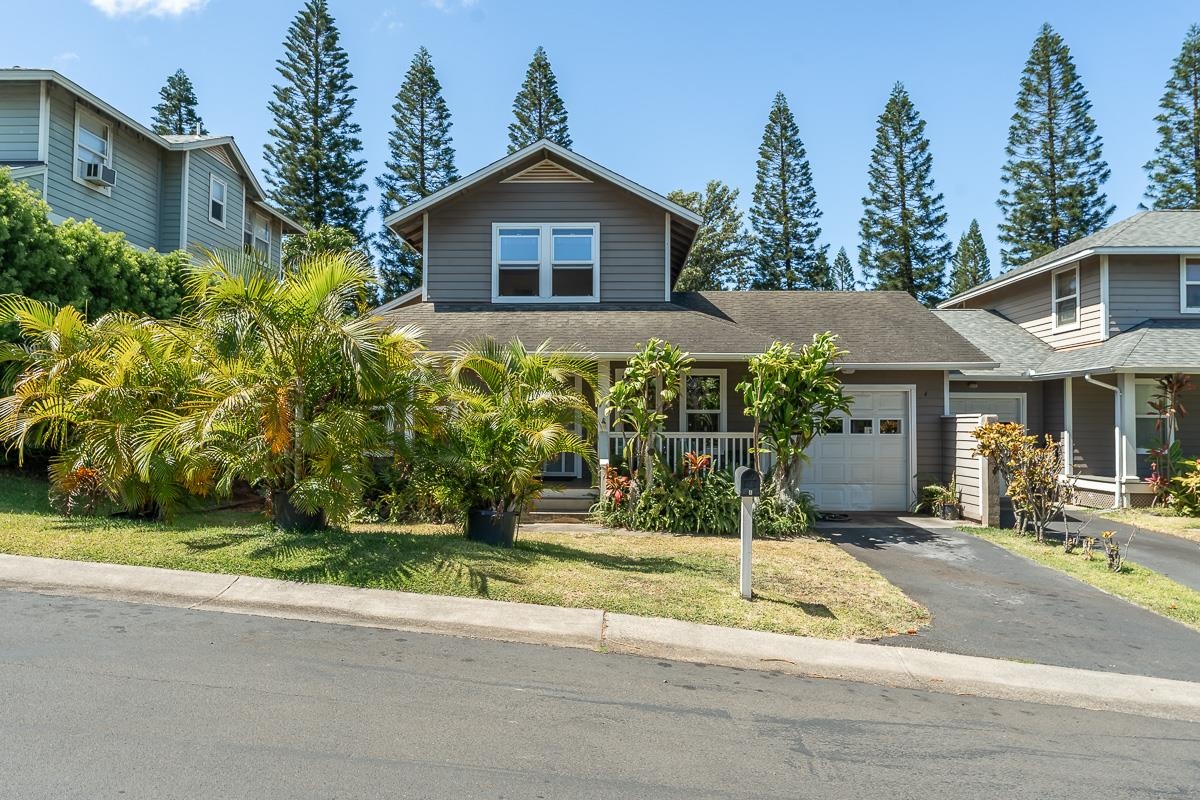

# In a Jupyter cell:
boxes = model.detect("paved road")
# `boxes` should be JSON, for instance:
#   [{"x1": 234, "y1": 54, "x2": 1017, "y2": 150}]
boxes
[
  {"x1": 824, "y1": 518, "x2": 1200, "y2": 681},
  {"x1": 3, "y1": 590, "x2": 1199, "y2": 799}
]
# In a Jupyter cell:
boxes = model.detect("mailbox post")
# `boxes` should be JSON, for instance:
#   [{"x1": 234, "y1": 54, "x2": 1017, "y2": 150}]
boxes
[{"x1": 733, "y1": 467, "x2": 761, "y2": 600}]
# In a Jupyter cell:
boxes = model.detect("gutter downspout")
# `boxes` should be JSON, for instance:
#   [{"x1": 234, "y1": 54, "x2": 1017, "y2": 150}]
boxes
[{"x1": 1084, "y1": 374, "x2": 1123, "y2": 508}]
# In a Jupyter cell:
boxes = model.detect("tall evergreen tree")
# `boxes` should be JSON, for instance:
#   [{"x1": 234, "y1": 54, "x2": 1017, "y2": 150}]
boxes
[
  {"x1": 666, "y1": 180, "x2": 750, "y2": 291},
  {"x1": 749, "y1": 92, "x2": 825, "y2": 289},
  {"x1": 264, "y1": 0, "x2": 368, "y2": 241},
  {"x1": 947, "y1": 219, "x2": 992, "y2": 297},
  {"x1": 998, "y1": 23, "x2": 1113, "y2": 267},
  {"x1": 376, "y1": 47, "x2": 458, "y2": 300},
  {"x1": 151, "y1": 69, "x2": 207, "y2": 136},
  {"x1": 830, "y1": 247, "x2": 857, "y2": 291},
  {"x1": 809, "y1": 250, "x2": 834, "y2": 290},
  {"x1": 1145, "y1": 25, "x2": 1200, "y2": 209},
  {"x1": 507, "y1": 46, "x2": 571, "y2": 152},
  {"x1": 858, "y1": 83, "x2": 950, "y2": 307}
]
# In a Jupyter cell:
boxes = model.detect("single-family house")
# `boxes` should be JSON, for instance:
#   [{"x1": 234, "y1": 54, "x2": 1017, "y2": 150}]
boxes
[{"x1": 0, "y1": 69, "x2": 302, "y2": 268}]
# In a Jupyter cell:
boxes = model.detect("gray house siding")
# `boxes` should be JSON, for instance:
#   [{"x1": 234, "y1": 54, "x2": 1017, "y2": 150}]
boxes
[
  {"x1": 1108, "y1": 253, "x2": 1194, "y2": 331},
  {"x1": 1069, "y1": 376, "x2": 1116, "y2": 476},
  {"x1": 0, "y1": 81, "x2": 40, "y2": 162},
  {"x1": 962, "y1": 255, "x2": 1103, "y2": 349},
  {"x1": 947, "y1": 379, "x2": 1045, "y2": 436},
  {"x1": 1043, "y1": 379, "x2": 1065, "y2": 441},
  {"x1": 158, "y1": 150, "x2": 184, "y2": 252},
  {"x1": 44, "y1": 83, "x2": 161, "y2": 250},
  {"x1": 16, "y1": 170, "x2": 45, "y2": 196},
  {"x1": 184, "y1": 147, "x2": 244, "y2": 254},
  {"x1": 425, "y1": 175, "x2": 666, "y2": 303}
]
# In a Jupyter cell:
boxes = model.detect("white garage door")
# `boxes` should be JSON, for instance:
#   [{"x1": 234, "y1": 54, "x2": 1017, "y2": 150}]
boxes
[{"x1": 801, "y1": 389, "x2": 911, "y2": 511}]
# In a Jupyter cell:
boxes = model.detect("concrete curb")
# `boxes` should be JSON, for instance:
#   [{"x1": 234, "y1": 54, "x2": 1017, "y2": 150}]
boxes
[{"x1": 4, "y1": 553, "x2": 1200, "y2": 722}]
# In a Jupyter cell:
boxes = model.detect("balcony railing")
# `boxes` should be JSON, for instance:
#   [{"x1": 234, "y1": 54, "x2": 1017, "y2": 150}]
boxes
[{"x1": 608, "y1": 431, "x2": 772, "y2": 472}]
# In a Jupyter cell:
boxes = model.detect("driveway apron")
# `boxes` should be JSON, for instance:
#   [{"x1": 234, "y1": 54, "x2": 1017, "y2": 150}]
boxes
[{"x1": 821, "y1": 515, "x2": 1200, "y2": 682}]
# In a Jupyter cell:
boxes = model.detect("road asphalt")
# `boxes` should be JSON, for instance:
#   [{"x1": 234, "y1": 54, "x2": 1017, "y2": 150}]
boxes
[{"x1": 3, "y1": 589, "x2": 1199, "y2": 800}]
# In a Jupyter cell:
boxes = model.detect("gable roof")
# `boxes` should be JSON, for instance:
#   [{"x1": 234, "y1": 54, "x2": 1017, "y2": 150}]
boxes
[
  {"x1": 939, "y1": 210, "x2": 1200, "y2": 307},
  {"x1": 0, "y1": 69, "x2": 302, "y2": 233},
  {"x1": 1034, "y1": 319, "x2": 1200, "y2": 376},
  {"x1": 931, "y1": 308, "x2": 1054, "y2": 378}
]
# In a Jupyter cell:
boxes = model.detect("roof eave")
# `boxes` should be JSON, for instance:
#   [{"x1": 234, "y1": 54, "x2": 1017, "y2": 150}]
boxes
[{"x1": 252, "y1": 200, "x2": 305, "y2": 234}]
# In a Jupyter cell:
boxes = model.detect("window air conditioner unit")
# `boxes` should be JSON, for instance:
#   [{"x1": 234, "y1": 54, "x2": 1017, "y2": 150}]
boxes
[{"x1": 80, "y1": 162, "x2": 116, "y2": 187}]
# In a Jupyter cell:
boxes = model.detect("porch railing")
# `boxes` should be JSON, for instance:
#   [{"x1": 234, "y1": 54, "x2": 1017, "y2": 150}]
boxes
[{"x1": 608, "y1": 432, "x2": 772, "y2": 473}]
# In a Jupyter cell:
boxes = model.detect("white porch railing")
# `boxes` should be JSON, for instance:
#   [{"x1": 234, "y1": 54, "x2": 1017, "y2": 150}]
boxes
[{"x1": 608, "y1": 432, "x2": 772, "y2": 472}]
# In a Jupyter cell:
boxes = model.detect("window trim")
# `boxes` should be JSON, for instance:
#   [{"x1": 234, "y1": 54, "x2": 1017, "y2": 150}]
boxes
[
  {"x1": 73, "y1": 104, "x2": 113, "y2": 197},
  {"x1": 1134, "y1": 378, "x2": 1167, "y2": 475},
  {"x1": 491, "y1": 222, "x2": 600, "y2": 303},
  {"x1": 1180, "y1": 255, "x2": 1200, "y2": 314},
  {"x1": 209, "y1": 175, "x2": 228, "y2": 227},
  {"x1": 244, "y1": 208, "x2": 271, "y2": 258},
  {"x1": 1050, "y1": 264, "x2": 1080, "y2": 333},
  {"x1": 680, "y1": 368, "x2": 727, "y2": 433}
]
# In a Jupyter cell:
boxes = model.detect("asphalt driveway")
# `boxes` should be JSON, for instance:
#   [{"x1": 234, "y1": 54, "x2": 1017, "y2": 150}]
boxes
[{"x1": 820, "y1": 515, "x2": 1200, "y2": 682}]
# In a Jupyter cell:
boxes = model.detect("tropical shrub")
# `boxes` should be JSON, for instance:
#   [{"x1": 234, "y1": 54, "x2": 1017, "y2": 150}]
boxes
[
  {"x1": 752, "y1": 483, "x2": 818, "y2": 537},
  {"x1": 593, "y1": 453, "x2": 739, "y2": 535},
  {"x1": 974, "y1": 421, "x2": 1070, "y2": 542},
  {"x1": 1167, "y1": 458, "x2": 1200, "y2": 515},
  {"x1": 0, "y1": 169, "x2": 74, "y2": 307},
  {"x1": 972, "y1": 421, "x2": 1038, "y2": 532},
  {"x1": 57, "y1": 219, "x2": 187, "y2": 319},
  {"x1": 1147, "y1": 373, "x2": 1193, "y2": 505}
]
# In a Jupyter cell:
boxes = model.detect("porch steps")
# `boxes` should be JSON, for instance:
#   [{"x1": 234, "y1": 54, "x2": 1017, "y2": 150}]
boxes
[{"x1": 524, "y1": 487, "x2": 598, "y2": 524}]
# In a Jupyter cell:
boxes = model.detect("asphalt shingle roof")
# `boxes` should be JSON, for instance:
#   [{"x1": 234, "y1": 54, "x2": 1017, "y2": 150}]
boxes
[
  {"x1": 1034, "y1": 320, "x2": 1200, "y2": 375},
  {"x1": 931, "y1": 309, "x2": 1054, "y2": 377}
]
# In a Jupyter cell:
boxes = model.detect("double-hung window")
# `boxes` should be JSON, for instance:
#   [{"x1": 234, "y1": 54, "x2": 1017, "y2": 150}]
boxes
[
  {"x1": 74, "y1": 107, "x2": 112, "y2": 194},
  {"x1": 209, "y1": 176, "x2": 227, "y2": 226},
  {"x1": 1135, "y1": 379, "x2": 1166, "y2": 477},
  {"x1": 682, "y1": 370, "x2": 726, "y2": 432},
  {"x1": 1051, "y1": 265, "x2": 1079, "y2": 331},
  {"x1": 244, "y1": 210, "x2": 270, "y2": 257},
  {"x1": 493, "y1": 223, "x2": 599, "y2": 302},
  {"x1": 1181, "y1": 257, "x2": 1200, "y2": 313}
]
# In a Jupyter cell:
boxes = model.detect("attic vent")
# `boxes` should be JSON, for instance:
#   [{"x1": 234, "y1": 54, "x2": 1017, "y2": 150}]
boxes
[
  {"x1": 501, "y1": 158, "x2": 592, "y2": 184},
  {"x1": 208, "y1": 146, "x2": 234, "y2": 170}
]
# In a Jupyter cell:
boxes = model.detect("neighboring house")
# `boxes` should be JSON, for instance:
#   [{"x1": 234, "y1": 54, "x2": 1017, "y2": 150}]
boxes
[
  {"x1": 0, "y1": 69, "x2": 301, "y2": 268},
  {"x1": 379, "y1": 140, "x2": 994, "y2": 512},
  {"x1": 937, "y1": 211, "x2": 1200, "y2": 508}
]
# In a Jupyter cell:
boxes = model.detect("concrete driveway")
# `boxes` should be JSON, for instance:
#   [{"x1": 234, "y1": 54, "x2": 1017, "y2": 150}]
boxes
[{"x1": 820, "y1": 515, "x2": 1200, "y2": 682}]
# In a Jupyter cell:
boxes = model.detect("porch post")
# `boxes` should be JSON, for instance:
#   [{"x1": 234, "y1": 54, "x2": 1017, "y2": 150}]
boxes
[
  {"x1": 1118, "y1": 373, "x2": 1138, "y2": 507},
  {"x1": 597, "y1": 359, "x2": 611, "y2": 461},
  {"x1": 1062, "y1": 377, "x2": 1073, "y2": 476}
]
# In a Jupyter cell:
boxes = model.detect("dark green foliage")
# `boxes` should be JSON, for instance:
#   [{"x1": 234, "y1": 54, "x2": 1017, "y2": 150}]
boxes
[
  {"x1": 666, "y1": 180, "x2": 750, "y2": 291},
  {"x1": 750, "y1": 92, "x2": 826, "y2": 289},
  {"x1": 151, "y1": 69, "x2": 207, "y2": 136},
  {"x1": 376, "y1": 47, "x2": 458, "y2": 301},
  {"x1": 56, "y1": 220, "x2": 186, "y2": 319},
  {"x1": 508, "y1": 46, "x2": 571, "y2": 152},
  {"x1": 264, "y1": 0, "x2": 368, "y2": 241},
  {"x1": 0, "y1": 170, "x2": 74, "y2": 305},
  {"x1": 998, "y1": 23, "x2": 1113, "y2": 268},
  {"x1": 283, "y1": 225, "x2": 361, "y2": 271},
  {"x1": 752, "y1": 482, "x2": 817, "y2": 537},
  {"x1": 947, "y1": 219, "x2": 992, "y2": 297},
  {"x1": 593, "y1": 462, "x2": 739, "y2": 536},
  {"x1": 830, "y1": 247, "x2": 857, "y2": 291},
  {"x1": 809, "y1": 250, "x2": 834, "y2": 290},
  {"x1": 1145, "y1": 25, "x2": 1200, "y2": 209},
  {"x1": 859, "y1": 83, "x2": 949, "y2": 306}
]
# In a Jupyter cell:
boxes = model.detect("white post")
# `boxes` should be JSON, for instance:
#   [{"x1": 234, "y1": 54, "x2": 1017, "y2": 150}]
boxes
[
  {"x1": 597, "y1": 359, "x2": 611, "y2": 461},
  {"x1": 740, "y1": 497, "x2": 753, "y2": 600}
]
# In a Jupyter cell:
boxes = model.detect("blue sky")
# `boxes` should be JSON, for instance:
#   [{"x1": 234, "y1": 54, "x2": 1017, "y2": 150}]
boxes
[{"x1": 7, "y1": 0, "x2": 1200, "y2": 280}]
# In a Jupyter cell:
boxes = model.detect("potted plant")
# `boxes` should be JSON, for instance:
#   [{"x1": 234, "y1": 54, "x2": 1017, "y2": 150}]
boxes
[{"x1": 913, "y1": 479, "x2": 961, "y2": 520}]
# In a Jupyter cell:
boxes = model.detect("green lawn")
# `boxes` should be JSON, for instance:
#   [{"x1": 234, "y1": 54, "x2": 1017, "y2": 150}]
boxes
[
  {"x1": 1099, "y1": 508, "x2": 1200, "y2": 545},
  {"x1": 966, "y1": 526, "x2": 1200, "y2": 630},
  {"x1": 0, "y1": 472, "x2": 927, "y2": 640}
]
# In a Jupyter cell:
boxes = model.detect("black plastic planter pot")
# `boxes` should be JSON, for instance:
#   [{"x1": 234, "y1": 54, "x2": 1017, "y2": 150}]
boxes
[
  {"x1": 938, "y1": 504, "x2": 961, "y2": 521},
  {"x1": 466, "y1": 509, "x2": 517, "y2": 547},
  {"x1": 271, "y1": 490, "x2": 326, "y2": 532}
]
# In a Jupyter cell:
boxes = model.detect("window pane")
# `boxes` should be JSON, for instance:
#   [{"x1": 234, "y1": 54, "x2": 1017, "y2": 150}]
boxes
[
  {"x1": 499, "y1": 229, "x2": 539, "y2": 262},
  {"x1": 551, "y1": 265, "x2": 593, "y2": 297},
  {"x1": 686, "y1": 412, "x2": 720, "y2": 433},
  {"x1": 552, "y1": 230, "x2": 593, "y2": 261},
  {"x1": 850, "y1": 419, "x2": 873, "y2": 434},
  {"x1": 211, "y1": 201, "x2": 224, "y2": 222},
  {"x1": 1188, "y1": 284, "x2": 1200, "y2": 309},
  {"x1": 1135, "y1": 382, "x2": 1156, "y2": 414},
  {"x1": 78, "y1": 124, "x2": 107, "y2": 157},
  {"x1": 1055, "y1": 270, "x2": 1077, "y2": 296},
  {"x1": 879, "y1": 419, "x2": 902, "y2": 435},
  {"x1": 1187, "y1": 261, "x2": 1200, "y2": 282},
  {"x1": 255, "y1": 217, "x2": 270, "y2": 240},
  {"x1": 686, "y1": 375, "x2": 722, "y2": 411},
  {"x1": 1055, "y1": 298, "x2": 1076, "y2": 327},
  {"x1": 1136, "y1": 417, "x2": 1162, "y2": 448},
  {"x1": 212, "y1": 181, "x2": 226, "y2": 203},
  {"x1": 823, "y1": 418, "x2": 844, "y2": 434},
  {"x1": 498, "y1": 267, "x2": 539, "y2": 297}
]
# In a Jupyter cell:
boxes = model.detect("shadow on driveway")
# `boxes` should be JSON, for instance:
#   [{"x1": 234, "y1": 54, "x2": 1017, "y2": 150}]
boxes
[{"x1": 819, "y1": 514, "x2": 1200, "y2": 682}]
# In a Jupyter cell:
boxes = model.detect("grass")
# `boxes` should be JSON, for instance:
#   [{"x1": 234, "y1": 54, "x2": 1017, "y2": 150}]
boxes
[
  {"x1": 1098, "y1": 508, "x2": 1200, "y2": 545},
  {"x1": 966, "y1": 525, "x2": 1200, "y2": 630},
  {"x1": 0, "y1": 472, "x2": 927, "y2": 640}
]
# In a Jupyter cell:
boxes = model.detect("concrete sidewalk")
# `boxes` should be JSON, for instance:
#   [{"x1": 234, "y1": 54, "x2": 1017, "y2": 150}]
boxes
[{"x1": 3, "y1": 552, "x2": 1200, "y2": 723}]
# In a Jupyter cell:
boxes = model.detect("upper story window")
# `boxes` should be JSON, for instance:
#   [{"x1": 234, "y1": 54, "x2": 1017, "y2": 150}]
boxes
[
  {"x1": 209, "y1": 176, "x2": 227, "y2": 226},
  {"x1": 1051, "y1": 265, "x2": 1079, "y2": 331},
  {"x1": 244, "y1": 210, "x2": 271, "y2": 258},
  {"x1": 1181, "y1": 257, "x2": 1200, "y2": 313},
  {"x1": 74, "y1": 106, "x2": 113, "y2": 196},
  {"x1": 493, "y1": 223, "x2": 599, "y2": 302}
]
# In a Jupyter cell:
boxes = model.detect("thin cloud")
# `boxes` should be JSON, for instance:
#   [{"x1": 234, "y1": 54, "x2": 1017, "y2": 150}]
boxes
[
  {"x1": 52, "y1": 52, "x2": 81, "y2": 69},
  {"x1": 88, "y1": 0, "x2": 208, "y2": 17},
  {"x1": 427, "y1": 0, "x2": 478, "y2": 12},
  {"x1": 371, "y1": 8, "x2": 403, "y2": 33}
]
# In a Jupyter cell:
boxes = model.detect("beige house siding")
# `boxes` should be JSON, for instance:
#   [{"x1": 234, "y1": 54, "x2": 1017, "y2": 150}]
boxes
[
  {"x1": 1108, "y1": 253, "x2": 1195, "y2": 331},
  {"x1": 425, "y1": 174, "x2": 666, "y2": 303},
  {"x1": 962, "y1": 255, "x2": 1103, "y2": 348}
]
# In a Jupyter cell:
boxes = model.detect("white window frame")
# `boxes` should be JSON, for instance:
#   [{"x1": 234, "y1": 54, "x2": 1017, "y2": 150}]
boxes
[
  {"x1": 680, "y1": 369, "x2": 727, "y2": 433},
  {"x1": 209, "y1": 175, "x2": 228, "y2": 227},
  {"x1": 1180, "y1": 256, "x2": 1200, "y2": 314},
  {"x1": 244, "y1": 209, "x2": 271, "y2": 257},
  {"x1": 491, "y1": 222, "x2": 600, "y2": 303},
  {"x1": 1051, "y1": 264, "x2": 1080, "y2": 332},
  {"x1": 73, "y1": 105, "x2": 113, "y2": 197},
  {"x1": 1134, "y1": 378, "x2": 1167, "y2": 476}
]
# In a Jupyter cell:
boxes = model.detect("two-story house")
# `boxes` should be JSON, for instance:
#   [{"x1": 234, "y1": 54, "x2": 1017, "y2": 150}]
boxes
[
  {"x1": 0, "y1": 69, "x2": 301, "y2": 269},
  {"x1": 378, "y1": 140, "x2": 994, "y2": 512},
  {"x1": 937, "y1": 211, "x2": 1200, "y2": 508}
]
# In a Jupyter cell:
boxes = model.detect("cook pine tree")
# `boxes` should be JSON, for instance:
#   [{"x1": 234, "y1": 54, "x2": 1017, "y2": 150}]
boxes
[
  {"x1": 830, "y1": 247, "x2": 857, "y2": 291},
  {"x1": 376, "y1": 47, "x2": 459, "y2": 300},
  {"x1": 264, "y1": 0, "x2": 369, "y2": 242},
  {"x1": 151, "y1": 69, "x2": 207, "y2": 136},
  {"x1": 666, "y1": 180, "x2": 751, "y2": 291},
  {"x1": 749, "y1": 92, "x2": 826, "y2": 289},
  {"x1": 997, "y1": 23, "x2": 1113, "y2": 267},
  {"x1": 858, "y1": 83, "x2": 950, "y2": 307},
  {"x1": 947, "y1": 220, "x2": 992, "y2": 296},
  {"x1": 1145, "y1": 24, "x2": 1200, "y2": 209},
  {"x1": 508, "y1": 46, "x2": 571, "y2": 152}
]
